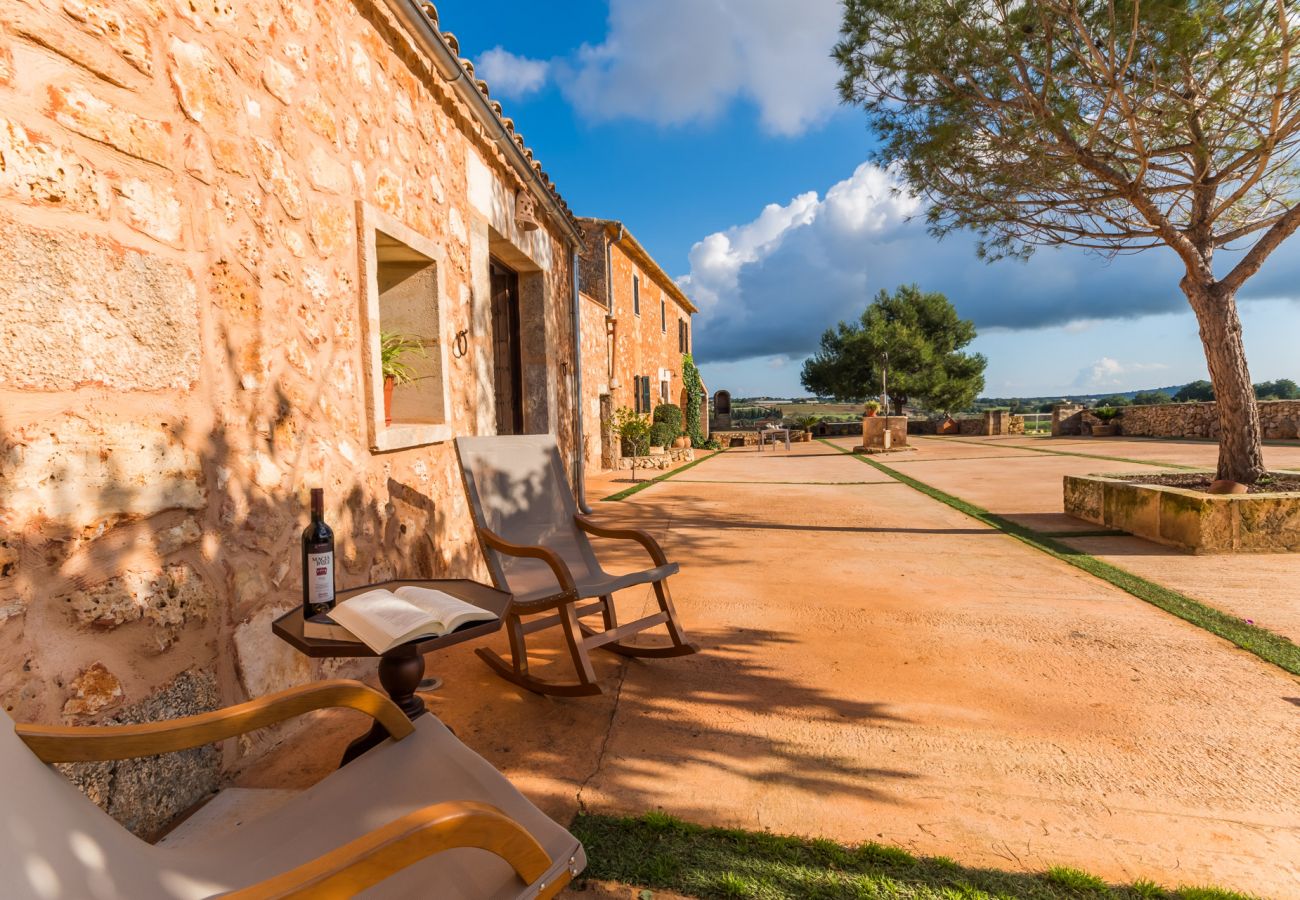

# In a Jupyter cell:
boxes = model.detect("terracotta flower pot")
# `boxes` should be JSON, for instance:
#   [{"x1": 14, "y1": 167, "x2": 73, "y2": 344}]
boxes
[
  {"x1": 383, "y1": 375, "x2": 395, "y2": 426},
  {"x1": 673, "y1": 436, "x2": 690, "y2": 449},
  {"x1": 864, "y1": 409, "x2": 879, "y2": 418}
]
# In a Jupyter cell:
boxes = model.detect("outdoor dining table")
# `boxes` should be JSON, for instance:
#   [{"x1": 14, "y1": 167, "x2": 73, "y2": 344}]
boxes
[{"x1": 760, "y1": 427, "x2": 791, "y2": 451}]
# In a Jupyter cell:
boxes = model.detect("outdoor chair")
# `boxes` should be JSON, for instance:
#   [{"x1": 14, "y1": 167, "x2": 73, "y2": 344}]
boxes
[
  {"x1": 456, "y1": 435, "x2": 699, "y2": 697},
  {"x1": 3, "y1": 679, "x2": 584, "y2": 899}
]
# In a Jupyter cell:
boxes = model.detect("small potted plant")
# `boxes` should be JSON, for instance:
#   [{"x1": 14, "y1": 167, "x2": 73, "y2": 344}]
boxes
[
  {"x1": 864, "y1": 400, "x2": 882, "y2": 418},
  {"x1": 1091, "y1": 407, "x2": 1122, "y2": 436},
  {"x1": 379, "y1": 331, "x2": 425, "y2": 426},
  {"x1": 796, "y1": 415, "x2": 821, "y2": 441}
]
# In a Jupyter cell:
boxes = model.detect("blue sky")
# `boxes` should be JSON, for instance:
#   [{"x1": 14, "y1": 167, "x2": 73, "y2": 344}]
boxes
[{"x1": 441, "y1": 0, "x2": 1300, "y2": 400}]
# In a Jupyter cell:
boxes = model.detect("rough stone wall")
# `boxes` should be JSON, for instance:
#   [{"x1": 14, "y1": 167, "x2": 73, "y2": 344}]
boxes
[
  {"x1": 607, "y1": 238, "x2": 693, "y2": 424},
  {"x1": 575, "y1": 223, "x2": 696, "y2": 471},
  {"x1": 0, "y1": 0, "x2": 575, "y2": 832},
  {"x1": 578, "y1": 292, "x2": 610, "y2": 471},
  {"x1": 1113, "y1": 401, "x2": 1300, "y2": 440}
]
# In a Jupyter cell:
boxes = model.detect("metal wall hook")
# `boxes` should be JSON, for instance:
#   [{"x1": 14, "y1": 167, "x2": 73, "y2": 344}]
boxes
[{"x1": 452, "y1": 329, "x2": 469, "y2": 358}]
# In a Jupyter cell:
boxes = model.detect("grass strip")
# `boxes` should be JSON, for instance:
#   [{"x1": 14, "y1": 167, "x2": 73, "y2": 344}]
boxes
[
  {"x1": 1039, "y1": 529, "x2": 1132, "y2": 538},
  {"x1": 601, "y1": 451, "x2": 724, "y2": 502},
  {"x1": 915, "y1": 435, "x2": 1201, "y2": 470},
  {"x1": 818, "y1": 439, "x2": 1300, "y2": 676},
  {"x1": 571, "y1": 811, "x2": 1257, "y2": 900}
]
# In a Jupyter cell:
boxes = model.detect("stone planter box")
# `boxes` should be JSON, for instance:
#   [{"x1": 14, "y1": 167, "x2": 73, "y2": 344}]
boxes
[{"x1": 1064, "y1": 473, "x2": 1300, "y2": 553}]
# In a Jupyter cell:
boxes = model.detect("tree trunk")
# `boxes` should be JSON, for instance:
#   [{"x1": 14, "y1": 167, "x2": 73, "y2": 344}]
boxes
[{"x1": 1183, "y1": 280, "x2": 1265, "y2": 483}]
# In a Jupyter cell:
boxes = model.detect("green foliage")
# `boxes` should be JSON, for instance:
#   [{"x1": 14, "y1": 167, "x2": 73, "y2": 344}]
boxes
[
  {"x1": 379, "y1": 331, "x2": 425, "y2": 385},
  {"x1": 1130, "y1": 390, "x2": 1174, "y2": 406},
  {"x1": 649, "y1": 422, "x2": 677, "y2": 448},
  {"x1": 681, "y1": 354, "x2": 708, "y2": 448},
  {"x1": 1175, "y1": 380, "x2": 1216, "y2": 402},
  {"x1": 652, "y1": 403, "x2": 685, "y2": 432},
  {"x1": 795, "y1": 415, "x2": 821, "y2": 431},
  {"x1": 1092, "y1": 407, "x2": 1123, "y2": 423},
  {"x1": 614, "y1": 406, "x2": 651, "y2": 457},
  {"x1": 801, "y1": 285, "x2": 986, "y2": 415},
  {"x1": 1254, "y1": 378, "x2": 1299, "y2": 400},
  {"x1": 863, "y1": 399, "x2": 882, "y2": 413},
  {"x1": 1096, "y1": 395, "x2": 1131, "y2": 408}
]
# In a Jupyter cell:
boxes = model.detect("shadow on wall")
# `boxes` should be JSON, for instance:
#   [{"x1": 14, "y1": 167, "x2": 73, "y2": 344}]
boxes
[{"x1": 0, "y1": 324, "x2": 485, "y2": 837}]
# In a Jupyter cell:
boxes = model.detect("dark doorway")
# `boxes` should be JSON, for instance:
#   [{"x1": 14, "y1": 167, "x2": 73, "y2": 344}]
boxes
[{"x1": 490, "y1": 259, "x2": 524, "y2": 435}]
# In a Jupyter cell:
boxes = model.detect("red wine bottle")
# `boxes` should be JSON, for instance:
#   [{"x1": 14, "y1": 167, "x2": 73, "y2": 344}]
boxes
[{"x1": 302, "y1": 488, "x2": 335, "y2": 617}]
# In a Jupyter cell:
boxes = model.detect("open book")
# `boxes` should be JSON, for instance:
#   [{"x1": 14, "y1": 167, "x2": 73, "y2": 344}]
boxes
[{"x1": 304, "y1": 585, "x2": 497, "y2": 654}]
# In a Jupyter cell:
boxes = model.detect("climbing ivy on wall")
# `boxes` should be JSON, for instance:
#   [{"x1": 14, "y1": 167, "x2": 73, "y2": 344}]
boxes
[{"x1": 682, "y1": 353, "x2": 707, "y2": 448}]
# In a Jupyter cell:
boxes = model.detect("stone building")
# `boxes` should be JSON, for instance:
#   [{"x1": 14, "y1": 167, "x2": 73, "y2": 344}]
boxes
[
  {"x1": 0, "y1": 0, "x2": 585, "y2": 833},
  {"x1": 576, "y1": 218, "x2": 701, "y2": 470}
]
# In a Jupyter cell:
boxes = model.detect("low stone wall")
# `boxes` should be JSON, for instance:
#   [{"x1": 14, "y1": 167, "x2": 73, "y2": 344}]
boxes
[
  {"x1": 1116, "y1": 401, "x2": 1300, "y2": 440},
  {"x1": 618, "y1": 447, "x2": 695, "y2": 470},
  {"x1": 712, "y1": 431, "x2": 761, "y2": 448}
]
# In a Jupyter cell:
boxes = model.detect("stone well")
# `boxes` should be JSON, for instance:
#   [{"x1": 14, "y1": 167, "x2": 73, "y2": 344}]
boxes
[
  {"x1": 861, "y1": 415, "x2": 909, "y2": 453},
  {"x1": 1064, "y1": 473, "x2": 1300, "y2": 553}
]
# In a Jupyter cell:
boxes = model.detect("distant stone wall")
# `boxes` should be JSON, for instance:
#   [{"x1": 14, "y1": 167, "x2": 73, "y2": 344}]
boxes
[{"x1": 1114, "y1": 401, "x2": 1300, "y2": 440}]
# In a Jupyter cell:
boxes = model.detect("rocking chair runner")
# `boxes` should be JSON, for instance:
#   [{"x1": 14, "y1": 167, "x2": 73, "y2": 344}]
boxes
[{"x1": 456, "y1": 435, "x2": 699, "y2": 697}]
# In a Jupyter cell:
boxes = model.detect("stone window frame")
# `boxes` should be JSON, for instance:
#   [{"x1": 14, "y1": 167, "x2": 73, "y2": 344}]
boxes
[{"x1": 358, "y1": 201, "x2": 454, "y2": 453}]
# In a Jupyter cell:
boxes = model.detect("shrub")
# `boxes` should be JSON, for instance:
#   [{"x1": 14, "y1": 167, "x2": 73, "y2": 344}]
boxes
[
  {"x1": 681, "y1": 354, "x2": 708, "y2": 448},
  {"x1": 652, "y1": 403, "x2": 684, "y2": 431},
  {"x1": 1092, "y1": 407, "x2": 1123, "y2": 423},
  {"x1": 649, "y1": 422, "x2": 677, "y2": 448}
]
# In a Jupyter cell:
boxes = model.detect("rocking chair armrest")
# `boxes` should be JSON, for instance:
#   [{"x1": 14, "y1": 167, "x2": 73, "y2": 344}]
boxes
[
  {"x1": 574, "y1": 515, "x2": 669, "y2": 566},
  {"x1": 228, "y1": 800, "x2": 568, "y2": 900},
  {"x1": 16, "y1": 680, "x2": 414, "y2": 764},
  {"x1": 477, "y1": 526, "x2": 579, "y2": 597}
]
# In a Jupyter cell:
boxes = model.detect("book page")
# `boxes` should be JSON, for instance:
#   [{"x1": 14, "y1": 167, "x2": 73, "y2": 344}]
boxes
[
  {"x1": 393, "y1": 586, "x2": 495, "y2": 631},
  {"x1": 329, "y1": 589, "x2": 438, "y2": 653}
]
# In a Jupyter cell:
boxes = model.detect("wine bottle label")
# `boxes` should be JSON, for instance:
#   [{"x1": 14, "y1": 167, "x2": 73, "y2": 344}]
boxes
[{"x1": 309, "y1": 551, "x2": 334, "y2": 606}]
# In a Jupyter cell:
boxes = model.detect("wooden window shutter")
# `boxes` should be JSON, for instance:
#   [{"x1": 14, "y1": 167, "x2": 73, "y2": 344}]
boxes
[{"x1": 640, "y1": 376, "x2": 651, "y2": 414}]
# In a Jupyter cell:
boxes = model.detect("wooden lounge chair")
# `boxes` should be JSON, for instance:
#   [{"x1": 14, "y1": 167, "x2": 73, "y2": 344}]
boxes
[
  {"x1": 4, "y1": 679, "x2": 584, "y2": 898},
  {"x1": 456, "y1": 435, "x2": 699, "y2": 697}
]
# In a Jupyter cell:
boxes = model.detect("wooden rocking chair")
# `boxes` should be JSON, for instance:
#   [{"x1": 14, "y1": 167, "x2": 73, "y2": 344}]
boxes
[{"x1": 456, "y1": 435, "x2": 699, "y2": 697}]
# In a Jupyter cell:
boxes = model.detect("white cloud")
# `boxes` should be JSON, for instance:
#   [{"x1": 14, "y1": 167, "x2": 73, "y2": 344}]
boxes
[
  {"x1": 1073, "y1": 358, "x2": 1169, "y2": 391},
  {"x1": 556, "y1": 0, "x2": 843, "y2": 136},
  {"x1": 475, "y1": 47, "x2": 550, "y2": 99},
  {"x1": 677, "y1": 162, "x2": 1300, "y2": 368}
]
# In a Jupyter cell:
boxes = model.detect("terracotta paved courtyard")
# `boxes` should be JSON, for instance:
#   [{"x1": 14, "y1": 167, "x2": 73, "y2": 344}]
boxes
[{"x1": 249, "y1": 437, "x2": 1300, "y2": 897}]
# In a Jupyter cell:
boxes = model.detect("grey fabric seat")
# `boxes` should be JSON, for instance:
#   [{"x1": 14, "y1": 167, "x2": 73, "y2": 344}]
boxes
[
  {"x1": 456, "y1": 435, "x2": 699, "y2": 696},
  {"x1": 2, "y1": 706, "x2": 584, "y2": 899}
]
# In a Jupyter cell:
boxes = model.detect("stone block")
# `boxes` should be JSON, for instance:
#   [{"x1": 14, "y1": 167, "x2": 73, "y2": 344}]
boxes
[
  {"x1": 60, "y1": 668, "x2": 220, "y2": 837},
  {"x1": 114, "y1": 177, "x2": 183, "y2": 244},
  {"x1": 168, "y1": 37, "x2": 239, "y2": 131},
  {"x1": 1236, "y1": 495, "x2": 1300, "y2": 552},
  {"x1": 62, "y1": 563, "x2": 211, "y2": 641},
  {"x1": 1102, "y1": 480, "x2": 1160, "y2": 538},
  {"x1": 0, "y1": 216, "x2": 200, "y2": 390},
  {"x1": 62, "y1": 0, "x2": 154, "y2": 75},
  {"x1": 261, "y1": 57, "x2": 296, "y2": 104},
  {"x1": 0, "y1": 43, "x2": 12, "y2": 84},
  {"x1": 234, "y1": 603, "x2": 312, "y2": 700},
  {"x1": 1, "y1": 414, "x2": 204, "y2": 528},
  {"x1": 251, "y1": 138, "x2": 305, "y2": 219},
  {"x1": 308, "y1": 199, "x2": 350, "y2": 256},
  {"x1": 62, "y1": 662, "x2": 125, "y2": 718},
  {"x1": 862, "y1": 415, "x2": 908, "y2": 450},
  {"x1": 1062, "y1": 475, "x2": 1104, "y2": 525},
  {"x1": 1157, "y1": 489, "x2": 1230, "y2": 552},
  {"x1": 306, "y1": 145, "x2": 349, "y2": 193},
  {"x1": 46, "y1": 85, "x2": 171, "y2": 166},
  {"x1": 0, "y1": 117, "x2": 110, "y2": 216},
  {"x1": 300, "y1": 91, "x2": 339, "y2": 144}
]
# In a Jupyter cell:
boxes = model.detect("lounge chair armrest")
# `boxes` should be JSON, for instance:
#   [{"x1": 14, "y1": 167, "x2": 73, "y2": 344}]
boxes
[
  {"x1": 16, "y1": 680, "x2": 414, "y2": 764},
  {"x1": 227, "y1": 799, "x2": 569, "y2": 900},
  {"x1": 574, "y1": 515, "x2": 669, "y2": 566},
  {"x1": 477, "y1": 526, "x2": 578, "y2": 597}
]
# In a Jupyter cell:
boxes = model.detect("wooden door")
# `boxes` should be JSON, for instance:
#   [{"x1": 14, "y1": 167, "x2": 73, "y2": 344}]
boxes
[{"x1": 489, "y1": 260, "x2": 524, "y2": 435}]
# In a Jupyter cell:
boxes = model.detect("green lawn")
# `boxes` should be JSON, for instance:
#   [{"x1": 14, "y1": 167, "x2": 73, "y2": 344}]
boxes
[{"x1": 572, "y1": 812, "x2": 1257, "y2": 900}]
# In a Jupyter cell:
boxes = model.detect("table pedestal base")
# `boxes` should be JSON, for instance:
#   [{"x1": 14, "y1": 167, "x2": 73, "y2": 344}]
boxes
[{"x1": 340, "y1": 644, "x2": 426, "y2": 766}]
